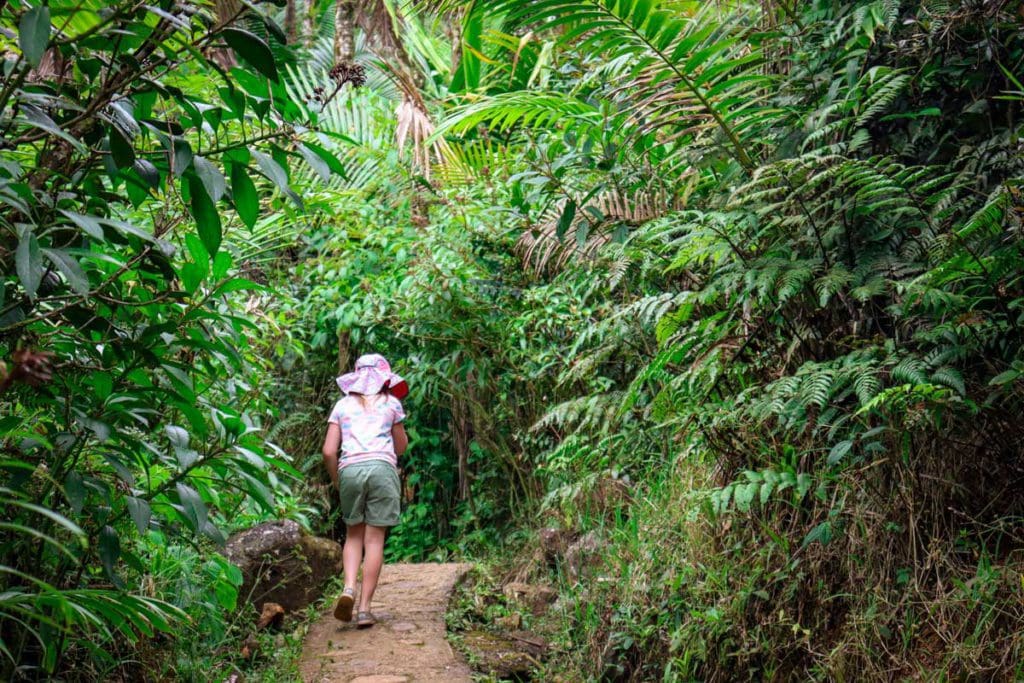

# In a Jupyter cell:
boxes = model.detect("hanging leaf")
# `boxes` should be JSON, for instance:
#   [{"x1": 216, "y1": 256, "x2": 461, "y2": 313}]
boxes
[
  {"x1": 222, "y1": 28, "x2": 279, "y2": 82},
  {"x1": 172, "y1": 137, "x2": 194, "y2": 177},
  {"x1": 133, "y1": 158, "x2": 160, "y2": 188},
  {"x1": 61, "y1": 210, "x2": 105, "y2": 240},
  {"x1": 98, "y1": 525, "x2": 123, "y2": 587},
  {"x1": 297, "y1": 143, "x2": 331, "y2": 183},
  {"x1": 42, "y1": 248, "x2": 89, "y2": 295},
  {"x1": 20, "y1": 104, "x2": 86, "y2": 152},
  {"x1": 109, "y1": 128, "x2": 135, "y2": 168},
  {"x1": 193, "y1": 157, "x2": 227, "y2": 202},
  {"x1": 16, "y1": 230, "x2": 43, "y2": 299},
  {"x1": 827, "y1": 440, "x2": 853, "y2": 465},
  {"x1": 301, "y1": 141, "x2": 346, "y2": 178},
  {"x1": 126, "y1": 497, "x2": 152, "y2": 535},
  {"x1": 230, "y1": 163, "x2": 259, "y2": 229},
  {"x1": 65, "y1": 471, "x2": 86, "y2": 515},
  {"x1": 176, "y1": 483, "x2": 208, "y2": 533},
  {"x1": 251, "y1": 148, "x2": 302, "y2": 208},
  {"x1": 187, "y1": 174, "x2": 222, "y2": 257},
  {"x1": 18, "y1": 5, "x2": 50, "y2": 67},
  {"x1": 555, "y1": 199, "x2": 576, "y2": 240}
]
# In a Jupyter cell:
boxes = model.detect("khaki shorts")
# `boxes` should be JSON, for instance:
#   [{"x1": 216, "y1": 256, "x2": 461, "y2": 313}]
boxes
[{"x1": 338, "y1": 460, "x2": 401, "y2": 527}]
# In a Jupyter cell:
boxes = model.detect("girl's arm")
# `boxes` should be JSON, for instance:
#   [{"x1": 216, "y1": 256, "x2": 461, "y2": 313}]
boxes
[
  {"x1": 322, "y1": 423, "x2": 341, "y2": 487},
  {"x1": 392, "y1": 423, "x2": 408, "y2": 456}
]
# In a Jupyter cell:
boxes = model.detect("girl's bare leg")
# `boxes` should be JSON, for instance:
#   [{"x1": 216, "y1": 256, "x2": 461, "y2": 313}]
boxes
[
  {"x1": 343, "y1": 523, "x2": 365, "y2": 590},
  {"x1": 359, "y1": 525, "x2": 386, "y2": 611}
]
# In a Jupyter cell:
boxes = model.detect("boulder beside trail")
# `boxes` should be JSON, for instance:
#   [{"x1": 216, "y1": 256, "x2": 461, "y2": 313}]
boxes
[{"x1": 224, "y1": 520, "x2": 343, "y2": 612}]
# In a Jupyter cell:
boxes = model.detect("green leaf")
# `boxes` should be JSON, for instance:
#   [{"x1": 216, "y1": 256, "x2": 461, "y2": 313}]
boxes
[
  {"x1": 802, "y1": 521, "x2": 833, "y2": 548},
  {"x1": 989, "y1": 369, "x2": 1019, "y2": 386},
  {"x1": 556, "y1": 199, "x2": 576, "y2": 240},
  {"x1": 61, "y1": 210, "x2": 104, "y2": 240},
  {"x1": 230, "y1": 164, "x2": 259, "y2": 229},
  {"x1": 133, "y1": 158, "x2": 160, "y2": 189},
  {"x1": 65, "y1": 471, "x2": 86, "y2": 515},
  {"x1": 16, "y1": 230, "x2": 42, "y2": 299},
  {"x1": 18, "y1": 5, "x2": 50, "y2": 67},
  {"x1": 214, "y1": 580, "x2": 238, "y2": 611},
  {"x1": 109, "y1": 128, "x2": 135, "y2": 169},
  {"x1": 297, "y1": 143, "x2": 331, "y2": 183},
  {"x1": 187, "y1": 174, "x2": 222, "y2": 257},
  {"x1": 172, "y1": 138, "x2": 194, "y2": 177},
  {"x1": 211, "y1": 277, "x2": 266, "y2": 296},
  {"x1": 180, "y1": 262, "x2": 206, "y2": 294},
  {"x1": 222, "y1": 28, "x2": 279, "y2": 82},
  {"x1": 827, "y1": 440, "x2": 853, "y2": 465},
  {"x1": 251, "y1": 148, "x2": 302, "y2": 208},
  {"x1": 176, "y1": 483, "x2": 208, "y2": 532},
  {"x1": 126, "y1": 497, "x2": 151, "y2": 535},
  {"x1": 20, "y1": 104, "x2": 86, "y2": 152},
  {"x1": 98, "y1": 525, "x2": 123, "y2": 587},
  {"x1": 213, "y1": 251, "x2": 232, "y2": 280},
  {"x1": 42, "y1": 248, "x2": 89, "y2": 295},
  {"x1": 302, "y1": 141, "x2": 346, "y2": 178},
  {"x1": 193, "y1": 157, "x2": 227, "y2": 202}
]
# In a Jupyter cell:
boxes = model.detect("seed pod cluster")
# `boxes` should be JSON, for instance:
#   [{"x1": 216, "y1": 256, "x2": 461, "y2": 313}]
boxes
[{"x1": 329, "y1": 62, "x2": 367, "y2": 88}]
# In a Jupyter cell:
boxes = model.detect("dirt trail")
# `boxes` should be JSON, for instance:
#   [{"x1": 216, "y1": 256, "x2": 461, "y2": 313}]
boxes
[{"x1": 299, "y1": 562, "x2": 473, "y2": 683}]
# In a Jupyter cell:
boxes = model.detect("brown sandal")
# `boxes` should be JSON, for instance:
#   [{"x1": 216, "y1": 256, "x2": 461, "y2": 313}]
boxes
[
  {"x1": 356, "y1": 611, "x2": 376, "y2": 628},
  {"x1": 333, "y1": 588, "x2": 355, "y2": 621}
]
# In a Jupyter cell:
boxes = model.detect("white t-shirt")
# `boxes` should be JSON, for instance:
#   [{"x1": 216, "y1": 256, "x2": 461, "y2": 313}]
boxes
[{"x1": 327, "y1": 394, "x2": 405, "y2": 468}]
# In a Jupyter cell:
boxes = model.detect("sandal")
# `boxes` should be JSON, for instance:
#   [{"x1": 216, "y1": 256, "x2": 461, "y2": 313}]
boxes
[
  {"x1": 333, "y1": 587, "x2": 355, "y2": 622},
  {"x1": 356, "y1": 611, "x2": 376, "y2": 628}
]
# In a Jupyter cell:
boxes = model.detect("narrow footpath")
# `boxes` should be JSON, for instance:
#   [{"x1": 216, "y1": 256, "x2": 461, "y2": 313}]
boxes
[{"x1": 299, "y1": 563, "x2": 473, "y2": 683}]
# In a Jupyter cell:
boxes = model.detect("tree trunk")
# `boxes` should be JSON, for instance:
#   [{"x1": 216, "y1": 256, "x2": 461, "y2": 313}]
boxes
[
  {"x1": 334, "y1": 0, "x2": 355, "y2": 64},
  {"x1": 285, "y1": 0, "x2": 298, "y2": 44},
  {"x1": 210, "y1": 0, "x2": 242, "y2": 69}
]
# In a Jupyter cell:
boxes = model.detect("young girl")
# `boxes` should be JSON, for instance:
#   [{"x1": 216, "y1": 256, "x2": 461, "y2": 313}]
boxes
[{"x1": 321, "y1": 353, "x2": 409, "y2": 628}]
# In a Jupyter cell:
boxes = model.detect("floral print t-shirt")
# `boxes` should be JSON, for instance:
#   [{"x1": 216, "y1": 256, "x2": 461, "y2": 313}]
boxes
[{"x1": 327, "y1": 394, "x2": 405, "y2": 469}]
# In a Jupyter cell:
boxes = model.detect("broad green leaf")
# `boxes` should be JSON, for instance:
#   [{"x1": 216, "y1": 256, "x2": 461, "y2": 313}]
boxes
[
  {"x1": 61, "y1": 210, "x2": 104, "y2": 240},
  {"x1": 126, "y1": 497, "x2": 151, "y2": 535},
  {"x1": 251, "y1": 148, "x2": 302, "y2": 208},
  {"x1": 301, "y1": 141, "x2": 346, "y2": 178},
  {"x1": 172, "y1": 137, "x2": 194, "y2": 176},
  {"x1": 297, "y1": 143, "x2": 330, "y2": 183},
  {"x1": 802, "y1": 521, "x2": 833, "y2": 548},
  {"x1": 18, "y1": 5, "x2": 50, "y2": 67},
  {"x1": 212, "y1": 251, "x2": 232, "y2": 280},
  {"x1": 176, "y1": 483, "x2": 208, "y2": 532},
  {"x1": 230, "y1": 163, "x2": 258, "y2": 229},
  {"x1": 109, "y1": 128, "x2": 135, "y2": 168},
  {"x1": 16, "y1": 230, "x2": 42, "y2": 299},
  {"x1": 65, "y1": 471, "x2": 86, "y2": 515},
  {"x1": 98, "y1": 525, "x2": 123, "y2": 587},
  {"x1": 133, "y1": 158, "x2": 160, "y2": 188},
  {"x1": 20, "y1": 104, "x2": 86, "y2": 152},
  {"x1": 187, "y1": 174, "x2": 222, "y2": 257},
  {"x1": 827, "y1": 440, "x2": 853, "y2": 465},
  {"x1": 193, "y1": 157, "x2": 227, "y2": 202},
  {"x1": 42, "y1": 248, "x2": 89, "y2": 295},
  {"x1": 556, "y1": 199, "x2": 576, "y2": 240},
  {"x1": 210, "y1": 277, "x2": 266, "y2": 296},
  {"x1": 222, "y1": 28, "x2": 279, "y2": 81},
  {"x1": 214, "y1": 580, "x2": 238, "y2": 611}
]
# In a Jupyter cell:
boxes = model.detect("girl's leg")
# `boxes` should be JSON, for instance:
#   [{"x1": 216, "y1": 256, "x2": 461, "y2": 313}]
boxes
[
  {"x1": 342, "y1": 523, "x2": 366, "y2": 590},
  {"x1": 358, "y1": 525, "x2": 386, "y2": 611}
]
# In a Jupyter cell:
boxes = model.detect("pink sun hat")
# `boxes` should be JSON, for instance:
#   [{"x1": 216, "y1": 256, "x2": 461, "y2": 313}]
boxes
[{"x1": 336, "y1": 353, "x2": 409, "y2": 400}]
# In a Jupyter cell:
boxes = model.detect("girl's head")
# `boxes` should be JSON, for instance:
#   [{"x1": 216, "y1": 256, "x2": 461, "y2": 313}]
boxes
[{"x1": 336, "y1": 354, "x2": 409, "y2": 400}]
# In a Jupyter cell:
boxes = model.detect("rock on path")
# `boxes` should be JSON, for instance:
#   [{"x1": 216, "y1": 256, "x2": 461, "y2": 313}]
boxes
[{"x1": 299, "y1": 563, "x2": 473, "y2": 683}]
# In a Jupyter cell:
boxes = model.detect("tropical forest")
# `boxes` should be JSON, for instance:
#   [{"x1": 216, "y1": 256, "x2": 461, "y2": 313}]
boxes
[{"x1": 1, "y1": 0, "x2": 1022, "y2": 680}]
